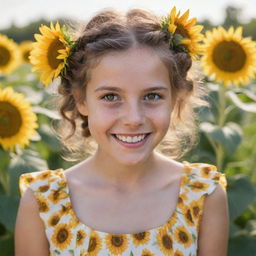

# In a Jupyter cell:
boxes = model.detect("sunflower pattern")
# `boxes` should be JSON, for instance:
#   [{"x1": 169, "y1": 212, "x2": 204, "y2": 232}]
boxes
[{"x1": 19, "y1": 161, "x2": 227, "y2": 255}]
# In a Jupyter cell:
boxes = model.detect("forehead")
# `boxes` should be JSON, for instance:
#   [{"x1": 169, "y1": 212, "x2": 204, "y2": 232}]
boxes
[{"x1": 87, "y1": 46, "x2": 171, "y2": 89}]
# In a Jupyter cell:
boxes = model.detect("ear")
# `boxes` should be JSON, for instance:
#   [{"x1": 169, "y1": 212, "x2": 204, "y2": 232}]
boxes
[{"x1": 72, "y1": 88, "x2": 88, "y2": 116}]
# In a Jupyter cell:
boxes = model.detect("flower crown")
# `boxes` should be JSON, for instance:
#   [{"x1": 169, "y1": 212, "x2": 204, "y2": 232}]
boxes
[{"x1": 29, "y1": 6, "x2": 204, "y2": 87}]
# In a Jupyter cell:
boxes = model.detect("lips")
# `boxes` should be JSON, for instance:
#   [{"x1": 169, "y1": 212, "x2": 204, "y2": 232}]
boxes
[
  {"x1": 111, "y1": 133, "x2": 151, "y2": 146},
  {"x1": 112, "y1": 133, "x2": 151, "y2": 137}
]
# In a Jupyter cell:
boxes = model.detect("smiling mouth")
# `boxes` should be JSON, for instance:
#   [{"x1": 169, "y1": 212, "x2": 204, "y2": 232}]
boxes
[{"x1": 112, "y1": 133, "x2": 151, "y2": 143}]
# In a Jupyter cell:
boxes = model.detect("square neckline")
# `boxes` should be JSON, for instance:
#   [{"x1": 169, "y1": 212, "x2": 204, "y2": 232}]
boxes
[{"x1": 59, "y1": 161, "x2": 189, "y2": 235}]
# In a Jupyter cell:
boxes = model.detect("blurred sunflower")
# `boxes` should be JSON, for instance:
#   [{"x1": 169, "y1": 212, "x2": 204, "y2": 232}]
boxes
[
  {"x1": 0, "y1": 34, "x2": 21, "y2": 74},
  {"x1": 167, "y1": 6, "x2": 204, "y2": 59},
  {"x1": 29, "y1": 22, "x2": 73, "y2": 87},
  {"x1": 19, "y1": 41, "x2": 33, "y2": 64},
  {"x1": 0, "y1": 87, "x2": 38, "y2": 151},
  {"x1": 201, "y1": 26, "x2": 256, "y2": 86}
]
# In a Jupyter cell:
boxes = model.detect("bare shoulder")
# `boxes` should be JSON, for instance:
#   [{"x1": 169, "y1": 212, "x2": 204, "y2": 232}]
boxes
[
  {"x1": 206, "y1": 182, "x2": 228, "y2": 205},
  {"x1": 198, "y1": 184, "x2": 229, "y2": 256},
  {"x1": 15, "y1": 188, "x2": 49, "y2": 256}
]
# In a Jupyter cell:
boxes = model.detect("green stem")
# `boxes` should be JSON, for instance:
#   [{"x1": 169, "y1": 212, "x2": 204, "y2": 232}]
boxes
[
  {"x1": 216, "y1": 143, "x2": 224, "y2": 172},
  {"x1": 218, "y1": 84, "x2": 227, "y2": 126},
  {"x1": 215, "y1": 83, "x2": 227, "y2": 171}
]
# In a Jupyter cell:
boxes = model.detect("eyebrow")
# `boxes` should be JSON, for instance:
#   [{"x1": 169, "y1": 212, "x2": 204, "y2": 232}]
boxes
[{"x1": 94, "y1": 86, "x2": 168, "y2": 92}]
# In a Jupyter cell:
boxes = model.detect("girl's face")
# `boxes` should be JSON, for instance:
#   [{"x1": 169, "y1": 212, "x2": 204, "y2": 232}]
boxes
[{"x1": 76, "y1": 46, "x2": 173, "y2": 166}]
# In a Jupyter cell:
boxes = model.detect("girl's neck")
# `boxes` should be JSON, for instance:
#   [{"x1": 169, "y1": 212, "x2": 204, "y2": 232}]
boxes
[{"x1": 84, "y1": 150, "x2": 164, "y2": 192}]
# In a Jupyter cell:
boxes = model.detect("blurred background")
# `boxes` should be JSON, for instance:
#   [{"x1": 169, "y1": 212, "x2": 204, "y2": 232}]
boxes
[
  {"x1": 1, "y1": 0, "x2": 256, "y2": 41},
  {"x1": 0, "y1": 0, "x2": 256, "y2": 255}
]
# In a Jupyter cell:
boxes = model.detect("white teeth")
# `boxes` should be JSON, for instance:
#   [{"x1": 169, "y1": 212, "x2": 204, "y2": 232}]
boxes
[{"x1": 115, "y1": 134, "x2": 147, "y2": 143}]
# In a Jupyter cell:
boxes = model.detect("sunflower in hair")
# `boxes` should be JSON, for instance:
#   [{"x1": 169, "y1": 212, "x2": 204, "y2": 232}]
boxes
[
  {"x1": 0, "y1": 87, "x2": 38, "y2": 151},
  {"x1": 161, "y1": 6, "x2": 204, "y2": 59},
  {"x1": 201, "y1": 26, "x2": 256, "y2": 86},
  {"x1": 29, "y1": 22, "x2": 75, "y2": 87},
  {"x1": 0, "y1": 34, "x2": 21, "y2": 74}
]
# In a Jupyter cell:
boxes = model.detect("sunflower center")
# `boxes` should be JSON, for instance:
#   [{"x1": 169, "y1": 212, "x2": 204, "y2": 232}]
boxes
[
  {"x1": 0, "y1": 46, "x2": 11, "y2": 67},
  {"x1": 162, "y1": 234, "x2": 173, "y2": 249},
  {"x1": 77, "y1": 231, "x2": 83, "y2": 241},
  {"x1": 25, "y1": 177, "x2": 34, "y2": 183},
  {"x1": 88, "y1": 237, "x2": 97, "y2": 252},
  {"x1": 53, "y1": 190, "x2": 60, "y2": 200},
  {"x1": 193, "y1": 206, "x2": 200, "y2": 217},
  {"x1": 39, "y1": 185, "x2": 50, "y2": 193},
  {"x1": 23, "y1": 51, "x2": 30, "y2": 63},
  {"x1": 202, "y1": 166, "x2": 211, "y2": 175},
  {"x1": 213, "y1": 41, "x2": 246, "y2": 72},
  {"x1": 134, "y1": 232, "x2": 146, "y2": 240},
  {"x1": 57, "y1": 228, "x2": 69, "y2": 243},
  {"x1": 175, "y1": 23, "x2": 190, "y2": 38},
  {"x1": 38, "y1": 200, "x2": 48, "y2": 212},
  {"x1": 192, "y1": 182, "x2": 204, "y2": 189},
  {"x1": 112, "y1": 235, "x2": 123, "y2": 247},
  {"x1": 186, "y1": 209, "x2": 194, "y2": 223},
  {"x1": 0, "y1": 101, "x2": 22, "y2": 138},
  {"x1": 47, "y1": 37, "x2": 65, "y2": 69},
  {"x1": 179, "y1": 231, "x2": 188, "y2": 243},
  {"x1": 51, "y1": 216, "x2": 60, "y2": 226}
]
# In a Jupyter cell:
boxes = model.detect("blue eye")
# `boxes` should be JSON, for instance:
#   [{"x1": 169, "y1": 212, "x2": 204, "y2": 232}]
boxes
[
  {"x1": 144, "y1": 93, "x2": 162, "y2": 101},
  {"x1": 101, "y1": 93, "x2": 119, "y2": 102}
]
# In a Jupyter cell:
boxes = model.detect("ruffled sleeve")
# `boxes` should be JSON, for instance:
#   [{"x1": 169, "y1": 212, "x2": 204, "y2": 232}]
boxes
[
  {"x1": 19, "y1": 171, "x2": 39, "y2": 196},
  {"x1": 183, "y1": 161, "x2": 227, "y2": 196},
  {"x1": 19, "y1": 169, "x2": 62, "y2": 197}
]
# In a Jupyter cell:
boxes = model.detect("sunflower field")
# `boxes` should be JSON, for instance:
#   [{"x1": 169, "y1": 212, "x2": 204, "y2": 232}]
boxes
[{"x1": 1, "y1": 8, "x2": 256, "y2": 255}]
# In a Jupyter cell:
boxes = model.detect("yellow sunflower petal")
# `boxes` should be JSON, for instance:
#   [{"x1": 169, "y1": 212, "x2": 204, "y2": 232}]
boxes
[
  {"x1": 0, "y1": 34, "x2": 21, "y2": 74},
  {"x1": 19, "y1": 41, "x2": 33, "y2": 64},
  {"x1": 0, "y1": 87, "x2": 38, "y2": 151},
  {"x1": 201, "y1": 26, "x2": 256, "y2": 86},
  {"x1": 30, "y1": 22, "x2": 71, "y2": 87},
  {"x1": 167, "y1": 7, "x2": 204, "y2": 58}
]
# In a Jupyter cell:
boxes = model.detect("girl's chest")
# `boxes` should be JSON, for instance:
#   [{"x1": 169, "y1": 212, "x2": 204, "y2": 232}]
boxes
[{"x1": 67, "y1": 179, "x2": 181, "y2": 234}]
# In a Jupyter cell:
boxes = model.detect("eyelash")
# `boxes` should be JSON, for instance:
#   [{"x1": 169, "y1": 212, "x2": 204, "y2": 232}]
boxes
[{"x1": 100, "y1": 93, "x2": 163, "y2": 102}]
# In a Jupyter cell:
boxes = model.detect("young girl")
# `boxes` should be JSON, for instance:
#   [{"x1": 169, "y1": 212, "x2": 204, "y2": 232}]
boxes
[{"x1": 15, "y1": 7, "x2": 229, "y2": 256}]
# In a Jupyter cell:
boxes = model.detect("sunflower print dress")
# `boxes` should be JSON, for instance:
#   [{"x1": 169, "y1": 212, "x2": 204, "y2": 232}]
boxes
[{"x1": 19, "y1": 161, "x2": 227, "y2": 256}]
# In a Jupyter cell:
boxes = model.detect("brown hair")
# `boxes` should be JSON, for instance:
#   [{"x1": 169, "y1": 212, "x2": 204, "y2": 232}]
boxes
[{"x1": 54, "y1": 8, "x2": 209, "y2": 161}]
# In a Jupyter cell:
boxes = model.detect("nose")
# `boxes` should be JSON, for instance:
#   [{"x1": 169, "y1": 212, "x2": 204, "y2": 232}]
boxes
[{"x1": 123, "y1": 100, "x2": 145, "y2": 127}]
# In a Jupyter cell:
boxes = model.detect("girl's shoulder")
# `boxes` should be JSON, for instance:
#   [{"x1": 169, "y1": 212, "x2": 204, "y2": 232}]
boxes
[
  {"x1": 181, "y1": 161, "x2": 227, "y2": 196},
  {"x1": 19, "y1": 168, "x2": 65, "y2": 197}
]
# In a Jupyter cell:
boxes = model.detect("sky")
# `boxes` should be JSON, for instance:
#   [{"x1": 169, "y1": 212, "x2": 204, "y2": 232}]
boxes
[{"x1": 1, "y1": 0, "x2": 256, "y2": 29}]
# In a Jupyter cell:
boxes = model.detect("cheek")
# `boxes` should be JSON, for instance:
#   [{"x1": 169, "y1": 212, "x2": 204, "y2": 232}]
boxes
[
  {"x1": 87, "y1": 108, "x2": 117, "y2": 135},
  {"x1": 148, "y1": 108, "x2": 172, "y2": 131}
]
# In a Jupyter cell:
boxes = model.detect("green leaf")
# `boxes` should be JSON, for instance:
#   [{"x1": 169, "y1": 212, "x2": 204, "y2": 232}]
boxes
[
  {"x1": 68, "y1": 249, "x2": 75, "y2": 255},
  {"x1": 229, "y1": 222, "x2": 242, "y2": 237},
  {"x1": 227, "y1": 175, "x2": 256, "y2": 220},
  {"x1": 0, "y1": 149, "x2": 10, "y2": 176},
  {"x1": 228, "y1": 232, "x2": 256, "y2": 256},
  {"x1": 32, "y1": 106, "x2": 61, "y2": 119},
  {"x1": 200, "y1": 122, "x2": 243, "y2": 154},
  {"x1": 0, "y1": 195, "x2": 19, "y2": 231},
  {"x1": 0, "y1": 235, "x2": 14, "y2": 256},
  {"x1": 227, "y1": 91, "x2": 256, "y2": 113},
  {"x1": 38, "y1": 124, "x2": 61, "y2": 151},
  {"x1": 246, "y1": 220, "x2": 256, "y2": 234}
]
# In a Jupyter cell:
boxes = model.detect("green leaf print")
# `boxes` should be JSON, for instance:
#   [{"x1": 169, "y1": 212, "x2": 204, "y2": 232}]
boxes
[
  {"x1": 130, "y1": 251, "x2": 134, "y2": 256},
  {"x1": 68, "y1": 249, "x2": 75, "y2": 255},
  {"x1": 54, "y1": 249, "x2": 61, "y2": 255}
]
